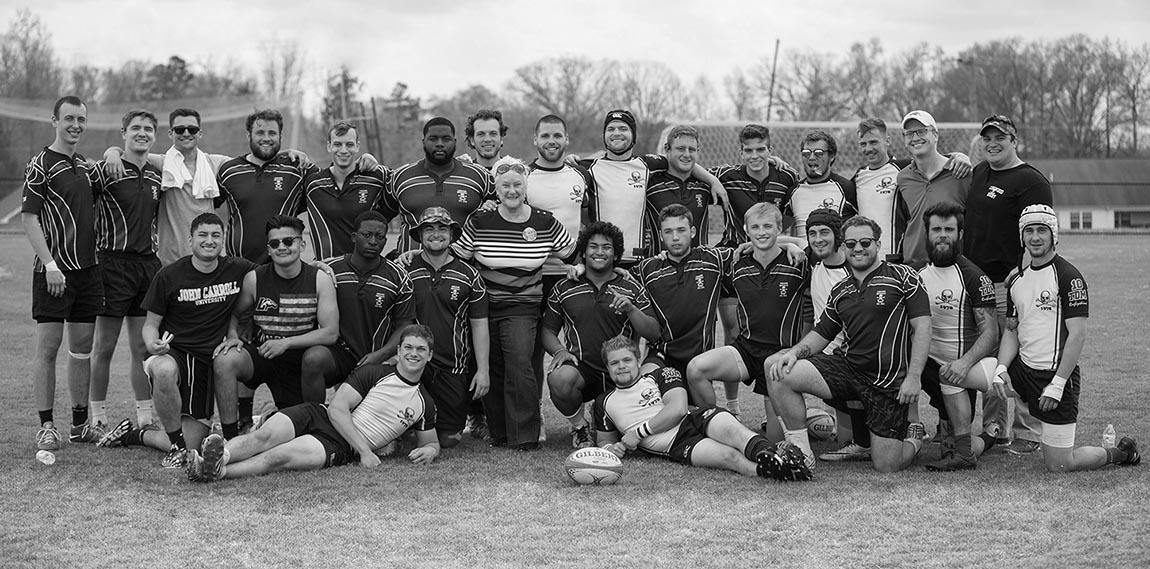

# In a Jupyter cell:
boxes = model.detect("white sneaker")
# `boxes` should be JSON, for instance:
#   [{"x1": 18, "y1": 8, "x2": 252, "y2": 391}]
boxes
[{"x1": 818, "y1": 442, "x2": 872, "y2": 462}]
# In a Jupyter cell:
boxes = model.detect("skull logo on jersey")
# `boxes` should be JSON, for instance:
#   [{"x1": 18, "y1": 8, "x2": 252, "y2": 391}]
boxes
[
  {"x1": 935, "y1": 289, "x2": 958, "y2": 310},
  {"x1": 375, "y1": 292, "x2": 387, "y2": 308},
  {"x1": 628, "y1": 171, "x2": 645, "y2": 189},
  {"x1": 877, "y1": 177, "x2": 895, "y2": 195},
  {"x1": 569, "y1": 184, "x2": 583, "y2": 202},
  {"x1": 358, "y1": 189, "x2": 369, "y2": 204},
  {"x1": 1035, "y1": 290, "x2": 1056, "y2": 311},
  {"x1": 397, "y1": 407, "x2": 416, "y2": 427},
  {"x1": 875, "y1": 290, "x2": 887, "y2": 306},
  {"x1": 696, "y1": 194, "x2": 705, "y2": 208},
  {"x1": 449, "y1": 285, "x2": 461, "y2": 301},
  {"x1": 821, "y1": 197, "x2": 836, "y2": 208},
  {"x1": 639, "y1": 387, "x2": 661, "y2": 408},
  {"x1": 696, "y1": 275, "x2": 706, "y2": 290},
  {"x1": 273, "y1": 177, "x2": 284, "y2": 192},
  {"x1": 457, "y1": 189, "x2": 469, "y2": 204},
  {"x1": 778, "y1": 282, "x2": 790, "y2": 297}
]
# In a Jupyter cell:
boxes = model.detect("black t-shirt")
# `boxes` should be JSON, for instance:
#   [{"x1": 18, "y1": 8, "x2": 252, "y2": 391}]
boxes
[
  {"x1": 142, "y1": 256, "x2": 255, "y2": 355},
  {"x1": 964, "y1": 162, "x2": 1052, "y2": 283}
]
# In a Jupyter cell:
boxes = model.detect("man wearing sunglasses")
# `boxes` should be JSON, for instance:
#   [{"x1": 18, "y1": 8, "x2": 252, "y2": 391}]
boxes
[
  {"x1": 895, "y1": 110, "x2": 971, "y2": 270},
  {"x1": 765, "y1": 215, "x2": 931, "y2": 473},
  {"x1": 212, "y1": 215, "x2": 340, "y2": 439},
  {"x1": 787, "y1": 131, "x2": 858, "y2": 239}
]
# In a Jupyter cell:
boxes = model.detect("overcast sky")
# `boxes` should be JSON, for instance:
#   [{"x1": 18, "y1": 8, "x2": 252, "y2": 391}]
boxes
[{"x1": 10, "y1": 0, "x2": 1150, "y2": 103}]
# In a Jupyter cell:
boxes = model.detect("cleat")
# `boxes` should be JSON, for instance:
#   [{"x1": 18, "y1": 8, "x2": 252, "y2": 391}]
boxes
[
  {"x1": 1004, "y1": 439, "x2": 1041, "y2": 456},
  {"x1": 465, "y1": 414, "x2": 489, "y2": 441},
  {"x1": 818, "y1": 442, "x2": 872, "y2": 462},
  {"x1": 161, "y1": 446, "x2": 187, "y2": 469},
  {"x1": 570, "y1": 425, "x2": 593, "y2": 449},
  {"x1": 97, "y1": 419, "x2": 134, "y2": 448},
  {"x1": 36, "y1": 426, "x2": 61, "y2": 451},
  {"x1": 200, "y1": 434, "x2": 228, "y2": 481},
  {"x1": 185, "y1": 449, "x2": 205, "y2": 481},
  {"x1": 925, "y1": 453, "x2": 978, "y2": 472},
  {"x1": 757, "y1": 442, "x2": 813, "y2": 481},
  {"x1": 70, "y1": 422, "x2": 106, "y2": 444},
  {"x1": 1117, "y1": 437, "x2": 1140, "y2": 466}
]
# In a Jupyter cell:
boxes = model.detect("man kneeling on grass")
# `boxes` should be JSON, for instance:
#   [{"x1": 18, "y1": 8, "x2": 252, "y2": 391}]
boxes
[
  {"x1": 594, "y1": 336, "x2": 811, "y2": 481},
  {"x1": 185, "y1": 325, "x2": 440, "y2": 481}
]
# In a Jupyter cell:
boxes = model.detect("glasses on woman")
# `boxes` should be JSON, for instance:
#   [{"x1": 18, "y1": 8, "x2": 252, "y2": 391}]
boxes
[{"x1": 494, "y1": 162, "x2": 527, "y2": 176}]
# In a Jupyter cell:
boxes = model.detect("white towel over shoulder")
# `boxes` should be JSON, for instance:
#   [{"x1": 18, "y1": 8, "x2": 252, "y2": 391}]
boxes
[{"x1": 162, "y1": 146, "x2": 219, "y2": 200}]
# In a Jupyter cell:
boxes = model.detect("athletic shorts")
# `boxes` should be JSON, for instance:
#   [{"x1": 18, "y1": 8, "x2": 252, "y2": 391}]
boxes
[
  {"x1": 241, "y1": 344, "x2": 306, "y2": 409},
  {"x1": 808, "y1": 353, "x2": 908, "y2": 440},
  {"x1": 144, "y1": 346, "x2": 214, "y2": 420},
  {"x1": 319, "y1": 342, "x2": 359, "y2": 387},
  {"x1": 1009, "y1": 361, "x2": 1080, "y2": 425},
  {"x1": 730, "y1": 337, "x2": 782, "y2": 396},
  {"x1": 279, "y1": 401, "x2": 356, "y2": 468},
  {"x1": 643, "y1": 350, "x2": 691, "y2": 378},
  {"x1": 32, "y1": 265, "x2": 105, "y2": 323},
  {"x1": 424, "y1": 365, "x2": 474, "y2": 433},
  {"x1": 920, "y1": 359, "x2": 976, "y2": 418},
  {"x1": 99, "y1": 252, "x2": 161, "y2": 318},
  {"x1": 667, "y1": 406, "x2": 730, "y2": 465}
]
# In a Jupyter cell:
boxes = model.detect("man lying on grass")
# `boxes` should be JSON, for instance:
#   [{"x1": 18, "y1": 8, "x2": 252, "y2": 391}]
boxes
[
  {"x1": 185, "y1": 324, "x2": 440, "y2": 482},
  {"x1": 594, "y1": 335, "x2": 811, "y2": 481}
]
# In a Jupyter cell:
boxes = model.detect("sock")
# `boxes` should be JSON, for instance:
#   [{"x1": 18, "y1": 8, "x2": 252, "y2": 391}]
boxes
[
  {"x1": 167, "y1": 429, "x2": 186, "y2": 450},
  {"x1": 955, "y1": 433, "x2": 973, "y2": 457},
  {"x1": 1105, "y1": 447, "x2": 1129, "y2": 464},
  {"x1": 123, "y1": 427, "x2": 145, "y2": 447},
  {"x1": 978, "y1": 431, "x2": 998, "y2": 450},
  {"x1": 725, "y1": 399, "x2": 741, "y2": 415},
  {"x1": 90, "y1": 400, "x2": 107, "y2": 426},
  {"x1": 222, "y1": 422, "x2": 239, "y2": 439},
  {"x1": 784, "y1": 428, "x2": 813, "y2": 462},
  {"x1": 135, "y1": 400, "x2": 154, "y2": 425},
  {"x1": 238, "y1": 397, "x2": 254, "y2": 422},
  {"x1": 850, "y1": 410, "x2": 871, "y2": 449},
  {"x1": 743, "y1": 434, "x2": 772, "y2": 461},
  {"x1": 72, "y1": 405, "x2": 89, "y2": 428},
  {"x1": 563, "y1": 405, "x2": 586, "y2": 429},
  {"x1": 38, "y1": 409, "x2": 54, "y2": 427}
]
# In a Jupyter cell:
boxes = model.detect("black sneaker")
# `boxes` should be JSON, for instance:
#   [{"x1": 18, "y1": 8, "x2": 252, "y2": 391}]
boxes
[
  {"x1": 1117, "y1": 437, "x2": 1141, "y2": 466},
  {"x1": 97, "y1": 418, "x2": 134, "y2": 448},
  {"x1": 466, "y1": 414, "x2": 489, "y2": 440},
  {"x1": 925, "y1": 453, "x2": 977, "y2": 472},
  {"x1": 570, "y1": 425, "x2": 593, "y2": 449},
  {"x1": 200, "y1": 434, "x2": 228, "y2": 481},
  {"x1": 757, "y1": 442, "x2": 813, "y2": 481},
  {"x1": 514, "y1": 442, "x2": 540, "y2": 452}
]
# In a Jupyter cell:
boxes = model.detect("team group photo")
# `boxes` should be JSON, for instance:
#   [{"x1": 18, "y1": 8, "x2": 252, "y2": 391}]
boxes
[{"x1": 2, "y1": 1, "x2": 1147, "y2": 567}]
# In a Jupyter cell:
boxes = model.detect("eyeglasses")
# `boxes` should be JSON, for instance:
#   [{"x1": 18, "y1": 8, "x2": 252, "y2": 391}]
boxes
[
  {"x1": 494, "y1": 162, "x2": 528, "y2": 176},
  {"x1": 267, "y1": 236, "x2": 300, "y2": 249},
  {"x1": 800, "y1": 149, "x2": 828, "y2": 159},
  {"x1": 172, "y1": 126, "x2": 201, "y2": 135},
  {"x1": 357, "y1": 231, "x2": 387, "y2": 242},
  {"x1": 843, "y1": 238, "x2": 877, "y2": 250},
  {"x1": 902, "y1": 128, "x2": 932, "y2": 139}
]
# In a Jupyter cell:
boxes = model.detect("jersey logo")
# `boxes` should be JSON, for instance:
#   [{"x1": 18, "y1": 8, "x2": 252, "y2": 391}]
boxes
[
  {"x1": 522, "y1": 227, "x2": 537, "y2": 242},
  {"x1": 986, "y1": 185, "x2": 1004, "y2": 199},
  {"x1": 978, "y1": 276, "x2": 996, "y2": 300},
  {"x1": 1067, "y1": 278, "x2": 1088, "y2": 307},
  {"x1": 1035, "y1": 290, "x2": 1057, "y2": 311},
  {"x1": 696, "y1": 275, "x2": 706, "y2": 290},
  {"x1": 397, "y1": 407, "x2": 416, "y2": 427},
  {"x1": 875, "y1": 290, "x2": 887, "y2": 306},
  {"x1": 695, "y1": 194, "x2": 705, "y2": 208},
  {"x1": 570, "y1": 184, "x2": 583, "y2": 202},
  {"x1": 358, "y1": 189, "x2": 369, "y2": 204},
  {"x1": 375, "y1": 292, "x2": 387, "y2": 308},
  {"x1": 639, "y1": 387, "x2": 661, "y2": 407},
  {"x1": 877, "y1": 176, "x2": 895, "y2": 194},
  {"x1": 778, "y1": 282, "x2": 790, "y2": 297},
  {"x1": 273, "y1": 177, "x2": 284, "y2": 192},
  {"x1": 256, "y1": 297, "x2": 278, "y2": 312},
  {"x1": 152, "y1": 185, "x2": 160, "y2": 201},
  {"x1": 449, "y1": 285, "x2": 461, "y2": 301},
  {"x1": 457, "y1": 189, "x2": 469, "y2": 204},
  {"x1": 935, "y1": 289, "x2": 958, "y2": 310},
  {"x1": 628, "y1": 171, "x2": 645, "y2": 189},
  {"x1": 821, "y1": 197, "x2": 836, "y2": 208}
]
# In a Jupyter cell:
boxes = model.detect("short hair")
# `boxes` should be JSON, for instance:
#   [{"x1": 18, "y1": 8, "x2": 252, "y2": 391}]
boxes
[
  {"x1": 744, "y1": 202, "x2": 783, "y2": 227},
  {"x1": 398, "y1": 323, "x2": 435, "y2": 352},
  {"x1": 577, "y1": 221, "x2": 625, "y2": 263},
  {"x1": 246, "y1": 109, "x2": 283, "y2": 133},
  {"x1": 53, "y1": 96, "x2": 84, "y2": 119},
  {"x1": 842, "y1": 215, "x2": 882, "y2": 240},
  {"x1": 265, "y1": 214, "x2": 305, "y2": 237},
  {"x1": 465, "y1": 109, "x2": 508, "y2": 138},
  {"x1": 169, "y1": 108, "x2": 201, "y2": 127},
  {"x1": 802, "y1": 130, "x2": 838, "y2": 157},
  {"x1": 354, "y1": 210, "x2": 388, "y2": 231},
  {"x1": 922, "y1": 201, "x2": 966, "y2": 232},
  {"x1": 600, "y1": 335, "x2": 640, "y2": 365},
  {"x1": 857, "y1": 118, "x2": 887, "y2": 138},
  {"x1": 534, "y1": 114, "x2": 567, "y2": 134},
  {"x1": 664, "y1": 125, "x2": 700, "y2": 150},
  {"x1": 328, "y1": 121, "x2": 358, "y2": 142},
  {"x1": 423, "y1": 116, "x2": 455, "y2": 136},
  {"x1": 739, "y1": 124, "x2": 770, "y2": 145},
  {"x1": 658, "y1": 203, "x2": 694, "y2": 228},
  {"x1": 190, "y1": 212, "x2": 224, "y2": 235},
  {"x1": 121, "y1": 109, "x2": 158, "y2": 131}
]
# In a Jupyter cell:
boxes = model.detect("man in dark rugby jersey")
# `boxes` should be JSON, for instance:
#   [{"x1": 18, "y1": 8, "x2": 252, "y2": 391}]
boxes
[{"x1": 644, "y1": 125, "x2": 714, "y2": 251}]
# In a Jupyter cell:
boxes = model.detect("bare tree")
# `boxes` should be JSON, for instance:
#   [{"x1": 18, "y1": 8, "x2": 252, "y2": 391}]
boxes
[
  {"x1": 259, "y1": 39, "x2": 306, "y2": 103},
  {"x1": 723, "y1": 67, "x2": 758, "y2": 120},
  {"x1": 507, "y1": 56, "x2": 618, "y2": 152},
  {"x1": 772, "y1": 49, "x2": 852, "y2": 121},
  {"x1": 683, "y1": 75, "x2": 723, "y2": 121},
  {"x1": 1113, "y1": 41, "x2": 1150, "y2": 154},
  {"x1": 0, "y1": 9, "x2": 61, "y2": 98}
]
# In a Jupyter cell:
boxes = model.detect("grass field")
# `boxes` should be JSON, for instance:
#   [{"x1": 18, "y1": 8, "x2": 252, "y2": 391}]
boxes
[{"x1": 0, "y1": 232, "x2": 1146, "y2": 569}]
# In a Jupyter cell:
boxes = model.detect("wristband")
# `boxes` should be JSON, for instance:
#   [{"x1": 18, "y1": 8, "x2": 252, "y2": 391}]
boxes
[
  {"x1": 44, "y1": 260, "x2": 60, "y2": 273},
  {"x1": 994, "y1": 364, "x2": 1008, "y2": 384},
  {"x1": 636, "y1": 421, "x2": 651, "y2": 439},
  {"x1": 1049, "y1": 375, "x2": 1068, "y2": 390}
]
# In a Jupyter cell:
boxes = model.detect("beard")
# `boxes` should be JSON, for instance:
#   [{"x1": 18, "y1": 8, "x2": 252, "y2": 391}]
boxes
[
  {"x1": 250, "y1": 139, "x2": 280, "y2": 161},
  {"x1": 927, "y1": 240, "x2": 959, "y2": 267}
]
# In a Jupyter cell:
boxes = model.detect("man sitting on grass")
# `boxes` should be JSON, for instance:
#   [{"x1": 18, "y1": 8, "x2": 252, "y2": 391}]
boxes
[
  {"x1": 594, "y1": 336, "x2": 811, "y2": 481},
  {"x1": 185, "y1": 324, "x2": 441, "y2": 481}
]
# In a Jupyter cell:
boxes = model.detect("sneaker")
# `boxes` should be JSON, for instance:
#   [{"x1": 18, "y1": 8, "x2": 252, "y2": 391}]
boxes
[
  {"x1": 161, "y1": 446, "x2": 187, "y2": 469},
  {"x1": 906, "y1": 422, "x2": 927, "y2": 456},
  {"x1": 1004, "y1": 439, "x2": 1041, "y2": 456},
  {"x1": 97, "y1": 418, "x2": 134, "y2": 448},
  {"x1": 200, "y1": 434, "x2": 228, "y2": 481},
  {"x1": 465, "y1": 414, "x2": 489, "y2": 440},
  {"x1": 36, "y1": 426, "x2": 61, "y2": 451},
  {"x1": 184, "y1": 449, "x2": 205, "y2": 481},
  {"x1": 1117, "y1": 436, "x2": 1141, "y2": 466},
  {"x1": 570, "y1": 425, "x2": 593, "y2": 449},
  {"x1": 818, "y1": 442, "x2": 872, "y2": 462},
  {"x1": 925, "y1": 452, "x2": 978, "y2": 471},
  {"x1": 757, "y1": 442, "x2": 813, "y2": 481},
  {"x1": 70, "y1": 422, "x2": 106, "y2": 444},
  {"x1": 515, "y1": 442, "x2": 540, "y2": 452}
]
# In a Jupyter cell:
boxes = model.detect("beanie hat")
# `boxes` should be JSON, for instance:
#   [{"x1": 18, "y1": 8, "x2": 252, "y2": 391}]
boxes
[
  {"x1": 806, "y1": 208, "x2": 844, "y2": 247},
  {"x1": 1018, "y1": 204, "x2": 1058, "y2": 246}
]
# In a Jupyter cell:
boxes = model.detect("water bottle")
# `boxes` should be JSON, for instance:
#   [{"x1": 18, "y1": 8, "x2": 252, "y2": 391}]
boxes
[{"x1": 1102, "y1": 423, "x2": 1116, "y2": 449}]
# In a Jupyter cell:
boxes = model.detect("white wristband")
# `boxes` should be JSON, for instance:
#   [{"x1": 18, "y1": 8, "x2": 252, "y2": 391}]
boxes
[
  {"x1": 44, "y1": 260, "x2": 60, "y2": 273},
  {"x1": 1049, "y1": 375, "x2": 1068, "y2": 389}
]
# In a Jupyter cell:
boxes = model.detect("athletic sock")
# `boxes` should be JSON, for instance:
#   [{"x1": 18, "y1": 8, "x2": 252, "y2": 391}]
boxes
[
  {"x1": 167, "y1": 430, "x2": 186, "y2": 450},
  {"x1": 955, "y1": 433, "x2": 973, "y2": 457},
  {"x1": 90, "y1": 400, "x2": 107, "y2": 426},
  {"x1": 725, "y1": 399, "x2": 741, "y2": 415},
  {"x1": 135, "y1": 399, "x2": 154, "y2": 425},
  {"x1": 222, "y1": 422, "x2": 239, "y2": 439},
  {"x1": 784, "y1": 428, "x2": 814, "y2": 462},
  {"x1": 743, "y1": 434, "x2": 772, "y2": 461},
  {"x1": 977, "y1": 431, "x2": 998, "y2": 450},
  {"x1": 238, "y1": 397, "x2": 254, "y2": 422},
  {"x1": 39, "y1": 410, "x2": 54, "y2": 426},
  {"x1": 72, "y1": 405, "x2": 89, "y2": 428},
  {"x1": 850, "y1": 409, "x2": 871, "y2": 449},
  {"x1": 1105, "y1": 447, "x2": 1129, "y2": 465},
  {"x1": 123, "y1": 427, "x2": 145, "y2": 447}
]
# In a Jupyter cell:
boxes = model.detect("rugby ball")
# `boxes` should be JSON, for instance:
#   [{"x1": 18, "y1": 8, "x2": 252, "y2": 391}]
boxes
[
  {"x1": 563, "y1": 447, "x2": 623, "y2": 486},
  {"x1": 805, "y1": 407, "x2": 837, "y2": 441}
]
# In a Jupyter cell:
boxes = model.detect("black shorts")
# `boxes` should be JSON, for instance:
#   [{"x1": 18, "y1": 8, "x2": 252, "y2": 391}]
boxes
[
  {"x1": 1009, "y1": 361, "x2": 1080, "y2": 425},
  {"x1": 920, "y1": 359, "x2": 976, "y2": 419},
  {"x1": 319, "y1": 342, "x2": 359, "y2": 387},
  {"x1": 32, "y1": 265, "x2": 105, "y2": 323},
  {"x1": 99, "y1": 252, "x2": 161, "y2": 318},
  {"x1": 424, "y1": 365, "x2": 473, "y2": 433},
  {"x1": 241, "y1": 344, "x2": 306, "y2": 408},
  {"x1": 808, "y1": 353, "x2": 908, "y2": 440},
  {"x1": 279, "y1": 402, "x2": 356, "y2": 468},
  {"x1": 147, "y1": 346, "x2": 214, "y2": 420},
  {"x1": 668, "y1": 406, "x2": 730, "y2": 465},
  {"x1": 731, "y1": 337, "x2": 782, "y2": 396}
]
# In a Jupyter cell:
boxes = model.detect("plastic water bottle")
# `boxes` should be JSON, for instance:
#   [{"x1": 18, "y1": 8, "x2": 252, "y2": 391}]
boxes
[{"x1": 1102, "y1": 424, "x2": 1116, "y2": 449}]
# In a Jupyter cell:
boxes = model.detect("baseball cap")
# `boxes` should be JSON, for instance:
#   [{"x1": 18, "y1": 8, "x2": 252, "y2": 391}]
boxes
[
  {"x1": 980, "y1": 114, "x2": 1018, "y2": 137},
  {"x1": 409, "y1": 206, "x2": 462, "y2": 244},
  {"x1": 901, "y1": 110, "x2": 937, "y2": 130}
]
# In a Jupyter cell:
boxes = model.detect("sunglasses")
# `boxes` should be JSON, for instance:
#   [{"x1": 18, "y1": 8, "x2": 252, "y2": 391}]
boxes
[
  {"x1": 495, "y1": 162, "x2": 528, "y2": 176},
  {"x1": 843, "y1": 238, "x2": 877, "y2": 250},
  {"x1": 172, "y1": 126, "x2": 201, "y2": 135},
  {"x1": 800, "y1": 149, "x2": 828, "y2": 159},
  {"x1": 267, "y1": 236, "x2": 300, "y2": 249}
]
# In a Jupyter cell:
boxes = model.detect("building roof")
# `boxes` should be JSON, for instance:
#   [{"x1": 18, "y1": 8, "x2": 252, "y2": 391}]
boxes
[{"x1": 1028, "y1": 159, "x2": 1150, "y2": 207}]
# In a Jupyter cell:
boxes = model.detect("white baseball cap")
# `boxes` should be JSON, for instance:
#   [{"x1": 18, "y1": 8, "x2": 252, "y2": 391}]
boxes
[{"x1": 901, "y1": 110, "x2": 937, "y2": 129}]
